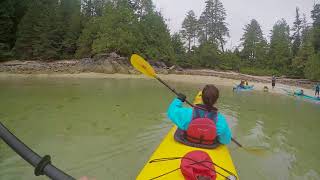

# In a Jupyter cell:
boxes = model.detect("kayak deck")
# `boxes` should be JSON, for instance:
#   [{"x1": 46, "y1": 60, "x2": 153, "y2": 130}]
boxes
[{"x1": 137, "y1": 126, "x2": 239, "y2": 180}]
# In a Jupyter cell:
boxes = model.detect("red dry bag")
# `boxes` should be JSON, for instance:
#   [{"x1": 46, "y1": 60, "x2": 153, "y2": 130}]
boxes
[{"x1": 180, "y1": 150, "x2": 216, "y2": 180}]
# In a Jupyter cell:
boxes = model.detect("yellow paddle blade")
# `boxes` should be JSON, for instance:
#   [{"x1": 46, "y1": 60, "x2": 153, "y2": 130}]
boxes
[{"x1": 130, "y1": 54, "x2": 156, "y2": 78}]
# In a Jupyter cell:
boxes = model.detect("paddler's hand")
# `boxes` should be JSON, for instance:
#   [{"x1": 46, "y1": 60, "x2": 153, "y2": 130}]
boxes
[{"x1": 177, "y1": 93, "x2": 186, "y2": 102}]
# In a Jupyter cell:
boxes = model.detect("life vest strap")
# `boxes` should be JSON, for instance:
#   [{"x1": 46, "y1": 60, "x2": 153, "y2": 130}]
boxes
[
  {"x1": 174, "y1": 129, "x2": 220, "y2": 149},
  {"x1": 183, "y1": 132, "x2": 216, "y2": 144},
  {"x1": 192, "y1": 105, "x2": 218, "y2": 124}
]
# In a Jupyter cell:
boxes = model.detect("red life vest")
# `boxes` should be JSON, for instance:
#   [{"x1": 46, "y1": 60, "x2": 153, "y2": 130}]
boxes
[{"x1": 174, "y1": 105, "x2": 220, "y2": 149}]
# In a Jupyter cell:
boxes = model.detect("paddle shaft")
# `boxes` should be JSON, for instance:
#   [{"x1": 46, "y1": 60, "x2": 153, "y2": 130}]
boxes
[
  {"x1": 155, "y1": 76, "x2": 194, "y2": 107},
  {"x1": 231, "y1": 138, "x2": 242, "y2": 147},
  {"x1": 155, "y1": 76, "x2": 243, "y2": 148},
  {"x1": 0, "y1": 122, "x2": 75, "y2": 180}
]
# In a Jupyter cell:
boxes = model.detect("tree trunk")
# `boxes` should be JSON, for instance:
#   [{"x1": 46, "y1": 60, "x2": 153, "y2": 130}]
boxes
[{"x1": 220, "y1": 41, "x2": 224, "y2": 52}]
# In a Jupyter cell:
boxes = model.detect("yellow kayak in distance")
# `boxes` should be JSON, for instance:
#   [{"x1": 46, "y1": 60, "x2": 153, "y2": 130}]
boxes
[{"x1": 137, "y1": 92, "x2": 239, "y2": 180}]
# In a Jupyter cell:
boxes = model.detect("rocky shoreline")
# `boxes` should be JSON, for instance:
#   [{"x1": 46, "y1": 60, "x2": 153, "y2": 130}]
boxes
[
  {"x1": 0, "y1": 53, "x2": 140, "y2": 74},
  {"x1": 0, "y1": 53, "x2": 318, "y2": 89}
]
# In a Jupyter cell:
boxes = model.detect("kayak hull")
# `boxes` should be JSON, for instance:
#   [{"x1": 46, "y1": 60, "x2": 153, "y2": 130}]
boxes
[
  {"x1": 284, "y1": 89, "x2": 320, "y2": 102},
  {"x1": 136, "y1": 127, "x2": 238, "y2": 180},
  {"x1": 233, "y1": 85, "x2": 254, "y2": 91},
  {"x1": 137, "y1": 91, "x2": 238, "y2": 179},
  {"x1": 294, "y1": 93, "x2": 320, "y2": 102}
]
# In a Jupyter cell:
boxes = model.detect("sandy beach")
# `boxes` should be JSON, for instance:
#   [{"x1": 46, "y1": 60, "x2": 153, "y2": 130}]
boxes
[{"x1": 0, "y1": 72, "x2": 316, "y2": 98}]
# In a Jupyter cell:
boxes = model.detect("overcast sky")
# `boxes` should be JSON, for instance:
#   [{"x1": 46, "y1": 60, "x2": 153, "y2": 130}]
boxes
[{"x1": 153, "y1": 0, "x2": 318, "y2": 49}]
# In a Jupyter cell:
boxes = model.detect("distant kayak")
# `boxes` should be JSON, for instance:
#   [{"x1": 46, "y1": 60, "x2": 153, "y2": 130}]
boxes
[
  {"x1": 233, "y1": 85, "x2": 254, "y2": 91},
  {"x1": 293, "y1": 92, "x2": 320, "y2": 102},
  {"x1": 282, "y1": 88, "x2": 320, "y2": 102}
]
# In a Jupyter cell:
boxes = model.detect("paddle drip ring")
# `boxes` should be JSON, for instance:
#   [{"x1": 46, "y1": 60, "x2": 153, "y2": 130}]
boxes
[{"x1": 34, "y1": 155, "x2": 51, "y2": 176}]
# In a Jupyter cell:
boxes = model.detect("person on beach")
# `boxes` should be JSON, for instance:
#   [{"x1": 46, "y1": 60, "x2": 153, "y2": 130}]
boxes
[
  {"x1": 167, "y1": 85, "x2": 232, "y2": 147},
  {"x1": 272, "y1": 75, "x2": 276, "y2": 89},
  {"x1": 315, "y1": 84, "x2": 320, "y2": 98}
]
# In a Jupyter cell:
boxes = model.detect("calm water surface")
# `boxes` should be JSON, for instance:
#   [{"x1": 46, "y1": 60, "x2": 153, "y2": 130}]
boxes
[{"x1": 0, "y1": 77, "x2": 319, "y2": 180}]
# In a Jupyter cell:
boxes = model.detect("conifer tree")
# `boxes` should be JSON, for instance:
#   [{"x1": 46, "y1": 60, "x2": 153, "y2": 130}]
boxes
[
  {"x1": 181, "y1": 10, "x2": 198, "y2": 52},
  {"x1": 291, "y1": 7, "x2": 302, "y2": 56},
  {"x1": 269, "y1": 19, "x2": 292, "y2": 72},
  {"x1": 199, "y1": 0, "x2": 229, "y2": 51},
  {"x1": 0, "y1": 0, "x2": 14, "y2": 60},
  {"x1": 240, "y1": 19, "x2": 268, "y2": 65},
  {"x1": 14, "y1": 0, "x2": 60, "y2": 59},
  {"x1": 59, "y1": 0, "x2": 81, "y2": 57}
]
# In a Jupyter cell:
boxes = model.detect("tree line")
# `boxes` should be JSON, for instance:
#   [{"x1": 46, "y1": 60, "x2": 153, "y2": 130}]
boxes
[
  {"x1": 0, "y1": 0, "x2": 174, "y2": 62},
  {"x1": 0, "y1": 0, "x2": 319, "y2": 80},
  {"x1": 178, "y1": 1, "x2": 320, "y2": 80}
]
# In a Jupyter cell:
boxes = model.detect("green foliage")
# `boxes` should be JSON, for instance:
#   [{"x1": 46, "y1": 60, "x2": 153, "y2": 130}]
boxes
[
  {"x1": 91, "y1": 1, "x2": 138, "y2": 56},
  {"x1": 2, "y1": 0, "x2": 320, "y2": 82},
  {"x1": 14, "y1": 0, "x2": 60, "y2": 60},
  {"x1": 170, "y1": 33, "x2": 187, "y2": 67},
  {"x1": 240, "y1": 19, "x2": 268, "y2": 66},
  {"x1": 59, "y1": 0, "x2": 82, "y2": 58},
  {"x1": 312, "y1": 4, "x2": 320, "y2": 26},
  {"x1": 138, "y1": 12, "x2": 174, "y2": 62},
  {"x1": 269, "y1": 19, "x2": 292, "y2": 73},
  {"x1": 190, "y1": 43, "x2": 220, "y2": 68},
  {"x1": 312, "y1": 26, "x2": 320, "y2": 53},
  {"x1": 199, "y1": 0, "x2": 229, "y2": 51},
  {"x1": 82, "y1": 0, "x2": 94, "y2": 17},
  {"x1": 132, "y1": 0, "x2": 154, "y2": 18},
  {"x1": 13, "y1": 0, "x2": 82, "y2": 60},
  {"x1": 219, "y1": 51, "x2": 241, "y2": 71},
  {"x1": 291, "y1": 7, "x2": 302, "y2": 57},
  {"x1": 304, "y1": 53, "x2": 320, "y2": 80},
  {"x1": 291, "y1": 26, "x2": 313, "y2": 77},
  {"x1": 240, "y1": 67, "x2": 280, "y2": 76},
  {"x1": 77, "y1": 0, "x2": 174, "y2": 62},
  {"x1": 171, "y1": 33, "x2": 185, "y2": 56},
  {"x1": 0, "y1": 0, "x2": 14, "y2": 60},
  {"x1": 75, "y1": 17, "x2": 100, "y2": 58},
  {"x1": 181, "y1": 10, "x2": 198, "y2": 52},
  {"x1": 303, "y1": 4, "x2": 320, "y2": 80},
  {"x1": 312, "y1": 4, "x2": 320, "y2": 53}
]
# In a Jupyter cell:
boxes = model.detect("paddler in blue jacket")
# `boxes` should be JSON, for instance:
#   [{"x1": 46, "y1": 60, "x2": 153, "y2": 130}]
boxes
[{"x1": 167, "y1": 85, "x2": 232, "y2": 145}]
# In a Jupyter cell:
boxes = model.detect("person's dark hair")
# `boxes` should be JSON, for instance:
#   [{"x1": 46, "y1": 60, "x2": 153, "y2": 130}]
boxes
[{"x1": 201, "y1": 85, "x2": 219, "y2": 111}]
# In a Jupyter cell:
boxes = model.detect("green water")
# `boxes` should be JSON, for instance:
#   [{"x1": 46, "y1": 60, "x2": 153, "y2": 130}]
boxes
[{"x1": 0, "y1": 77, "x2": 319, "y2": 180}]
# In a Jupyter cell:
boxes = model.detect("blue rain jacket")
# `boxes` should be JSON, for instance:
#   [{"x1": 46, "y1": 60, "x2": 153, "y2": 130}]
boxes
[{"x1": 167, "y1": 98, "x2": 232, "y2": 144}]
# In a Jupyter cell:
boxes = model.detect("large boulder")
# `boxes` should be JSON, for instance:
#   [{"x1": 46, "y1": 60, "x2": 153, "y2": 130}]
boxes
[
  {"x1": 78, "y1": 58, "x2": 95, "y2": 72},
  {"x1": 93, "y1": 53, "x2": 109, "y2": 61},
  {"x1": 109, "y1": 52, "x2": 120, "y2": 59},
  {"x1": 78, "y1": 57, "x2": 116, "y2": 73},
  {"x1": 92, "y1": 52, "x2": 130, "y2": 74},
  {"x1": 94, "y1": 59, "x2": 116, "y2": 74},
  {"x1": 111, "y1": 60, "x2": 130, "y2": 74}
]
